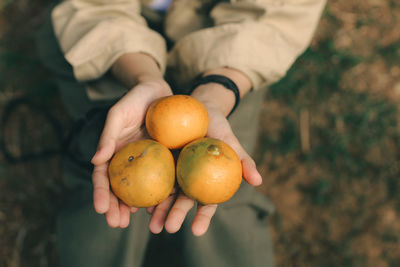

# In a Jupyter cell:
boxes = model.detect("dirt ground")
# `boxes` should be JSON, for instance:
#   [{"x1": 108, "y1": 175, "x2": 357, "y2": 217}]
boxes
[{"x1": 1, "y1": 0, "x2": 400, "y2": 266}]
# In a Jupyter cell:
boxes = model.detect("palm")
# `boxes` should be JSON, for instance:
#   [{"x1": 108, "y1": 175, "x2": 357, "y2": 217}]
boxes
[
  {"x1": 91, "y1": 81, "x2": 172, "y2": 228},
  {"x1": 114, "y1": 124, "x2": 147, "y2": 151},
  {"x1": 147, "y1": 105, "x2": 262, "y2": 236}
]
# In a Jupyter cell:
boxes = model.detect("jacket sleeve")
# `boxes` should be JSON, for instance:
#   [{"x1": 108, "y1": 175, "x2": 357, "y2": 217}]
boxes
[
  {"x1": 52, "y1": 0, "x2": 167, "y2": 82},
  {"x1": 167, "y1": 0, "x2": 327, "y2": 90}
]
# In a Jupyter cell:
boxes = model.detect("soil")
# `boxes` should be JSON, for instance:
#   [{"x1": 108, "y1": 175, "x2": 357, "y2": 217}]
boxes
[{"x1": 1, "y1": 1, "x2": 400, "y2": 266}]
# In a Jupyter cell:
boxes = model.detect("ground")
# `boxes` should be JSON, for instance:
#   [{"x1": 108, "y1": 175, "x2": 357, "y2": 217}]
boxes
[{"x1": 1, "y1": 1, "x2": 400, "y2": 266}]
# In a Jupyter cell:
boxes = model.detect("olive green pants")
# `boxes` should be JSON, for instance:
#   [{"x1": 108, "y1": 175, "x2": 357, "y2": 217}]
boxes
[{"x1": 37, "y1": 16, "x2": 275, "y2": 267}]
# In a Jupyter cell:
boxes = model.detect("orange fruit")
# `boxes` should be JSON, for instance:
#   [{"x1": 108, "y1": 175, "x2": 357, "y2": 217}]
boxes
[
  {"x1": 108, "y1": 139, "x2": 175, "y2": 207},
  {"x1": 176, "y1": 137, "x2": 242, "y2": 205},
  {"x1": 145, "y1": 95, "x2": 209, "y2": 149}
]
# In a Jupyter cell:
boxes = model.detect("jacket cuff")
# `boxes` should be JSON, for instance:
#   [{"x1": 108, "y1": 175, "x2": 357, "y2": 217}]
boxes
[
  {"x1": 56, "y1": 20, "x2": 167, "y2": 82},
  {"x1": 168, "y1": 23, "x2": 290, "y2": 92}
]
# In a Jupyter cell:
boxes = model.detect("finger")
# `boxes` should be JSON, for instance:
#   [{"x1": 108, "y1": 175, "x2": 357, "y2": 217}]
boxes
[
  {"x1": 191, "y1": 204, "x2": 217, "y2": 236},
  {"x1": 148, "y1": 195, "x2": 176, "y2": 234},
  {"x1": 92, "y1": 164, "x2": 110, "y2": 214},
  {"x1": 146, "y1": 206, "x2": 155, "y2": 214},
  {"x1": 165, "y1": 194, "x2": 195, "y2": 234},
  {"x1": 105, "y1": 192, "x2": 120, "y2": 228},
  {"x1": 91, "y1": 108, "x2": 125, "y2": 165},
  {"x1": 241, "y1": 157, "x2": 262, "y2": 186},
  {"x1": 119, "y1": 202, "x2": 131, "y2": 228},
  {"x1": 147, "y1": 187, "x2": 177, "y2": 215},
  {"x1": 223, "y1": 134, "x2": 262, "y2": 186}
]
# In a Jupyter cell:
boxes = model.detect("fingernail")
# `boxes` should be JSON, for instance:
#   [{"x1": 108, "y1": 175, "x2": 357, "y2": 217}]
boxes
[
  {"x1": 254, "y1": 172, "x2": 263, "y2": 186},
  {"x1": 192, "y1": 225, "x2": 207, "y2": 237}
]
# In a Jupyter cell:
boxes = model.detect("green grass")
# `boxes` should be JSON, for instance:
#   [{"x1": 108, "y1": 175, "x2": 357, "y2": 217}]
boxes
[{"x1": 258, "y1": 22, "x2": 400, "y2": 265}]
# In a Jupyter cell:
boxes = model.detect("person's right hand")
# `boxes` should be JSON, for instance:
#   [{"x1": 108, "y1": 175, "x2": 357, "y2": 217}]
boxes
[{"x1": 91, "y1": 77, "x2": 172, "y2": 228}]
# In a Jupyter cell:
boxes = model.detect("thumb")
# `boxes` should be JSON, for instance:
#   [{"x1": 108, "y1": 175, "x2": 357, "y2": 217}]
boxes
[
  {"x1": 91, "y1": 109, "x2": 125, "y2": 165},
  {"x1": 91, "y1": 140, "x2": 116, "y2": 166},
  {"x1": 224, "y1": 135, "x2": 262, "y2": 186},
  {"x1": 241, "y1": 156, "x2": 262, "y2": 186}
]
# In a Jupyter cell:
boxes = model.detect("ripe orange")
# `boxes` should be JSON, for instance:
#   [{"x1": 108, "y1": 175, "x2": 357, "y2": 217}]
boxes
[
  {"x1": 145, "y1": 95, "x2": 209, "y2": 149},
  {"x1": 108, "y1": 139, "x2": 175, "y2": 207},
  {"x1": 176, "y1": 137, "x2": 242, "y2": 205}
]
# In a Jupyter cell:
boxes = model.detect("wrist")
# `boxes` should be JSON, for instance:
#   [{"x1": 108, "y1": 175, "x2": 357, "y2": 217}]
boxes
[
  {"x1": 202, "y1": 67, "x2": 252, "y2": 97},
  {"x1": 190, "y1": 67, "x2": 252, "y2": 117},
  {"x1": 112, "y1": 52, "x2": 163, "y2": 89},
  {"x1": 191, "y1": 83, "x2": 235, "y2": 117},
  {"x1": 136, "y1": 75, "x2": 172, "y2": 97}
]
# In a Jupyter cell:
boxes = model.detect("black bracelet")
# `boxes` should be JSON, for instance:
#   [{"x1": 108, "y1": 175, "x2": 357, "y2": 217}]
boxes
[{"x1": 190, "y1": 75, "x2": 240, "y2": 117}]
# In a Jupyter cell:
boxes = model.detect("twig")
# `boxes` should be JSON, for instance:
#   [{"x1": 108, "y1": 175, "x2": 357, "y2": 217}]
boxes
[
  {"x1": 9, "y1": 224, "x2": 28, "y2": 267},
  {"x1": 300, "y1": 109, "x2": 311, "y2": 153}
]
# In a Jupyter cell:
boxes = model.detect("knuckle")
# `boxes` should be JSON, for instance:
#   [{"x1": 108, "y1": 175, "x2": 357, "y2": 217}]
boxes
[
  {"x1": 155, "y1": 205, "x2": 169, "y2": 215},
  {"x1": 107, "y1": 106, "x2": 119, "y2": 118},
  {"x1": 196, "y1": 212, "x2": 213, "y2": 222},
  {"x1": 171, "y1": 206, "x2": 188, "y2": 216},
  {"x1": 92, "y1": 168, "x2": 105, "y2": 179}
]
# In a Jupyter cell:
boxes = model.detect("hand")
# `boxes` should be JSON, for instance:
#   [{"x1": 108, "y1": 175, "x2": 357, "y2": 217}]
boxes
[
  {"x1": 147, "y1": 65, "x2": 261, "y2": 236},
  {"x1": 145, "y1": 98, "x2": 263, "y2": 236},
  {"x1": 91, "y1": 78, "x2": 172, "y2": 228},
  {"x1": 202, "y1": 103, "x2": 263, "y2": 187}
]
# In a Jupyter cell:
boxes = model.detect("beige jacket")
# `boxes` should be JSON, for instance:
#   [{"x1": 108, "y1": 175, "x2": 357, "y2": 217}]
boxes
[{"x1": 52, "y1": 0, "x2": 326, "y2": 99}]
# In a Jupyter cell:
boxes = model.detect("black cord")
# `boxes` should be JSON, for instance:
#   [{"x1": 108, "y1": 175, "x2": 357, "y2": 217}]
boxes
[{"x1": 190, "y1": 74, "x2": 241, "y2": 117}]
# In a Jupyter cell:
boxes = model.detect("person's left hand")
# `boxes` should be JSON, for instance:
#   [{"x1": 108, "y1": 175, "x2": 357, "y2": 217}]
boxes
[{"x1": 146, "y1": 99, "x2": 263, "y2": 236}]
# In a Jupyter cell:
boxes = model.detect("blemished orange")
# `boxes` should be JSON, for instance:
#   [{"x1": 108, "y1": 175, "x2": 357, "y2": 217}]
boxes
[
  {"x1": 145, "y1": 95, "x2": 209, "y2": 149},
  {"x1": 108, "y1": 139, "x2": 175, "y2": 208},
  {"x1": 176, "y1": 137, "x2": 242, "y2": 205}
]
